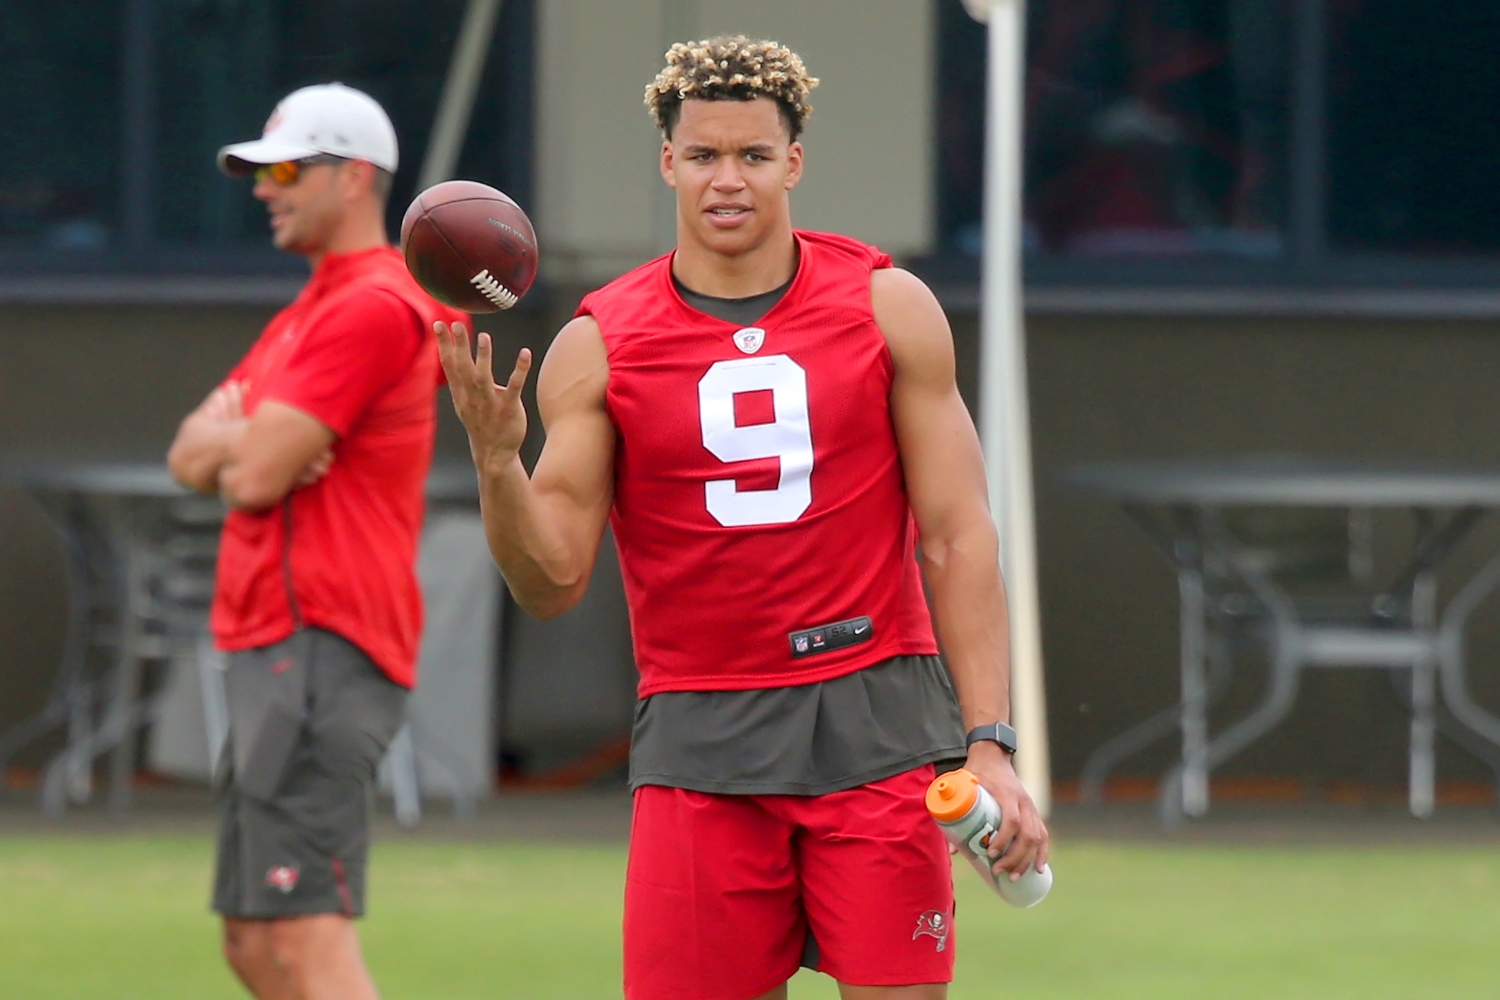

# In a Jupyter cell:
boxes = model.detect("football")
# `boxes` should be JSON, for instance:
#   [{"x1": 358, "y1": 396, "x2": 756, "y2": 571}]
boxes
[{"x1": 400, "y1": 180, "x2": 538, "y2": 313}]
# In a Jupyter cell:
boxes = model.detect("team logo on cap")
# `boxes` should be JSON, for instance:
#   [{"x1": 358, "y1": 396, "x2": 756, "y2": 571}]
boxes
[
  {"x1": 733, "y1": 328, "x2": 765, "y2": 354},
  {"x1": 912, "y1": 909, "x2": 949, "y2": 951},
  {"x1": 265, "y1": 865, "x2": 300, "y2": 894}
]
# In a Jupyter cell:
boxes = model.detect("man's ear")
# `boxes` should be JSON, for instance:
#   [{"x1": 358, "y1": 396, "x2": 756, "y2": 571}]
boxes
[
  {"x1": 660, "y1": 140, "x2": 678, "y2": 189},
  {"x1": 785, "y1": 141, "x2": 804, "y2": 192},
  {"x1": 342, "y1": 159, "x2": 378, "y2": 200}
]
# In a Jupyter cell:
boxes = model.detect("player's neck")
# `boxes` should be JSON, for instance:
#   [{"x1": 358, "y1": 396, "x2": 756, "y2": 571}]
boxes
[
  {"x1": 303, "y1": 207, "x2": 390, "y2": 270},
  {"x1": 672, "y1": 227, "x2": 797, "y2": 299}
]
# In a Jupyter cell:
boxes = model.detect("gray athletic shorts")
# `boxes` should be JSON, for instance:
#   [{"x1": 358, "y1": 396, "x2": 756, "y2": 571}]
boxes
[{"x1": 212, "y1": 628, "x2": 407, "y2": 919}]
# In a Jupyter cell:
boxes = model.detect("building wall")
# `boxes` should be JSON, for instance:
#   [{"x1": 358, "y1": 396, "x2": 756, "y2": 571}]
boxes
[
  {"x1": 0, "y1": 302, "x2": 515, "y2": 765},
  {"x1": 1007, "y1": 314, "x2": 1500, "y2": 788},
  {"x1": 4, "y1": 300, "x2": 1500, "y2": 789}
]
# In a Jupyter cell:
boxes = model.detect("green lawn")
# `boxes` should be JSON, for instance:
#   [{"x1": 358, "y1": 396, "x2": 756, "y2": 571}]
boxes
[{"x1": 0, "y1": 834, "x2": 1497, "y2": 998}]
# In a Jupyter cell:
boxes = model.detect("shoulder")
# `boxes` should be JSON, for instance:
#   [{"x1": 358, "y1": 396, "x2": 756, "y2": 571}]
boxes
[
  {"x1": 871, "y1": 267, "x2": 947, "y2": 335},
  {"x1": 537, "y1": 315, "x2": 609, "y2": 413},
  {"x1": 307, "y1": 284, "x2": 423, "y2": 342},
  {"x1": 870, "y1": 268, "x2": 955, "y2": 382},
  {"x1": 317, "y1": 249, "x2": 452, "y2": 325},
  {"x1": 796, "y1": 230, "x2": 895, "y2": 271},
  {"x1": 549, "y1": 313, "x2": 605, "y2": 357}
]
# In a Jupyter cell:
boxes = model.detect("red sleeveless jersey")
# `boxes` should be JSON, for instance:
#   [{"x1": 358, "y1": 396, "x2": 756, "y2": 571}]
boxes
[{"x1": 576, "y1": 230, "x2": 939, "y2": 696}]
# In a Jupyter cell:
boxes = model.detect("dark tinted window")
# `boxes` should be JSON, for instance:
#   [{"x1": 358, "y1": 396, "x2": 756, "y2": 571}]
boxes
[
  {"x1": 1327, "y1": 2, "x2": 1500, "y2": 255},
  {"x1": 153, "y1": 0, "x2": 282, "y2": 247},
  {"x1": 157, "y1": 0, "x2": 534, "y2": 249},
  {"x1": 939, "y1": 0, "x2": 1291, "y2": 260},
  {"x1": 0, "y1": 3, "x2": 122, "y2": 252},
  {"x1": 0, "y1": 0, "x2": 533, "y2": 269}
]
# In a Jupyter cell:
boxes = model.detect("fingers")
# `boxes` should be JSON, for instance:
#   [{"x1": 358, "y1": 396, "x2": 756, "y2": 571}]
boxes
[
  {"x1": 504, "y1": 347, "x2": 533, "y2": 395},
  {"x1": 986, "y1": 789, "x2": 1021, "y2": 862},
  {"x1": 465, "y1": 331, "x2": 531, "y2": 405},
  {"x1": 994, "y1": 805, "x2": 1047, "y2": 881},
  {"x1": 437, "y1": 323, "x2": 532, "y2": 401},
  {"x1": 223, "y1": 381, "x2": 245, "y2": 421},
  {"x1": 436, "y1": 321, "x2": 474, "y2": 382},
  {"x1": 435, "y1": 321, "x2": 532, "y2": 464},
  {"x1": 474, "y1": 331, "x2": 494, "y2": 384},
  {"x1": 989, "y1": 804, "x2": 1024, "y2": 878},
  {"x1": 201, "y1": 388, "x2": 228, "y2": 421},
  {"x1": 295, "y1": 448, "x2": 334, "y2": 487},
  {"x1": 201, "y1": 381, "x2": 246, "y2": 423}
]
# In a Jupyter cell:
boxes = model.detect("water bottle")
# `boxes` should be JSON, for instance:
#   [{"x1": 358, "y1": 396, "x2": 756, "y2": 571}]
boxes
[{"x1": 925, "y1": 767, "x2": 1053, "y2": 908}]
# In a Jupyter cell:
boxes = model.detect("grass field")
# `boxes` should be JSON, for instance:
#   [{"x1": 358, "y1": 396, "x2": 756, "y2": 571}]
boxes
[{"x1": 1, "y1": 833, "x2": 1497, "y2": 999}]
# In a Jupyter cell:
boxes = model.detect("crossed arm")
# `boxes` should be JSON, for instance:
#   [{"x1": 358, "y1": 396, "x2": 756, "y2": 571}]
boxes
[{"x1": 167, "y1": 383, "x2": 335, "y2": 511}]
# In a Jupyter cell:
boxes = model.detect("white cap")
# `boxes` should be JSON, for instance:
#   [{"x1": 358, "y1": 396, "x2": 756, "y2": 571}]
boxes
[{"x1": 218, "y1": 83, "x2": 399, "y2": 176}]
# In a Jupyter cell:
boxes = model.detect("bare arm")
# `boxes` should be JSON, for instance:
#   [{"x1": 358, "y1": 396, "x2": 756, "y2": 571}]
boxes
[
  {"x1": 167, "y1": 382, "x2": 248, "y2": 494},
  {"x1": 167, "y1": 381, "x2": 335, "y2": 510},
  {"x1": 436, "y1": 317, "x2": 616, "y2": 619},
  {"x1": 218, "y1": 402, "x2": 336, "y2": 512},
  {"x1": 873, "y1": 266, "x2": 1048, "y2": 878}
]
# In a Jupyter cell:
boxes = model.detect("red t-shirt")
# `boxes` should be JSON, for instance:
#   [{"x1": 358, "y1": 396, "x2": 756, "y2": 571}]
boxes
[
  {"x1": 576, "y1": 231, "x2": 940, "y2": 696},
  {"x1": 209, "y1": 246, "x2": 467, "y2": 687}
]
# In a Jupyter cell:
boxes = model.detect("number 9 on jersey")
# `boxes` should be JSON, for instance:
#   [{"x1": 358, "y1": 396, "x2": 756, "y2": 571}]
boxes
[{"x1": 697, "y1": 355, "x2": 814, "y2": 528}]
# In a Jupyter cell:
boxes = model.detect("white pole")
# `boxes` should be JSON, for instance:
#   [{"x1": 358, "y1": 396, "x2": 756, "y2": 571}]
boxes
[
  {"x1": 418, "y1": 0, "x2": 505, "y2": 191},
  {"x1": 963, "y1": 0, "x2": 1051, "y2": 815}
]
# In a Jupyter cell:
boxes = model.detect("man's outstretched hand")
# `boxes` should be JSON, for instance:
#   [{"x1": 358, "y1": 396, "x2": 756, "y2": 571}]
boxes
[{"x1": 435, "y1": 321, "x2": 533, "y2": 469}]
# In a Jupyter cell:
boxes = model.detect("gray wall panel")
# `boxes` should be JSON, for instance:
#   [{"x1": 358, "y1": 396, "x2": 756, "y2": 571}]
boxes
[{"x1": 4, "y1": 298, "x2": 1500, "y2": 790}]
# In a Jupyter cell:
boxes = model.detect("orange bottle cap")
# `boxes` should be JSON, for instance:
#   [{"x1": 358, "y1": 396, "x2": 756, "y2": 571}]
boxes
[{"x1": 925, "y1": 768, "x2": 980, "y2": 822}]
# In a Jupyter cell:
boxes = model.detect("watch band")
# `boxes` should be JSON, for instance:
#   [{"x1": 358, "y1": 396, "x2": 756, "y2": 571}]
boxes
[{"x1": 965, "y1": 721, "x2": 1018, "y2": 755}]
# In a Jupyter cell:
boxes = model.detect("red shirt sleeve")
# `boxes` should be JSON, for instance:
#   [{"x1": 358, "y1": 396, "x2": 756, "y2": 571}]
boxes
[{"x1": 262, "y1": 289, "x2": 424, "y2": 437}]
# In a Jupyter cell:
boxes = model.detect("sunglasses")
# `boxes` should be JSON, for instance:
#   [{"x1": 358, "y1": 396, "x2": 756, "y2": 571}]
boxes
[{"x1": 253, "y1": 154, "x2": 347, "y2": 186}]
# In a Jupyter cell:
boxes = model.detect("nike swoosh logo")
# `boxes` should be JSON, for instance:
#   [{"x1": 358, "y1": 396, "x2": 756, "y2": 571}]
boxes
[
  {"x1": 270, "y1": 659, "x2": 294, "y2": 674},
  {"x1": 854, "y1": 625, "x2": 869, "y2": 634}
]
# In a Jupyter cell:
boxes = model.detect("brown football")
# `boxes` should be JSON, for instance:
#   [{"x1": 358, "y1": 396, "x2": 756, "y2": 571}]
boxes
[{"x1": 400, "y1": 180, "x2": 538, "y2": 313}]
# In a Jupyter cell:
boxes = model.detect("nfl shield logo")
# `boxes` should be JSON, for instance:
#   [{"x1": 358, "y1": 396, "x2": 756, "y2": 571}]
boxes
[
  {"x1": 733, "y1": 327, "x2": 766, "y2": 354},
  {"x1": 794, "y1": 635, "x2": 810, "y2": 653}
]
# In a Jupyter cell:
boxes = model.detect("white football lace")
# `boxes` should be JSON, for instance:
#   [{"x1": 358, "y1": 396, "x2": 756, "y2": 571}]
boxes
[{"x1": 469, "y1": 269, "x2": 519, "y2": 310}]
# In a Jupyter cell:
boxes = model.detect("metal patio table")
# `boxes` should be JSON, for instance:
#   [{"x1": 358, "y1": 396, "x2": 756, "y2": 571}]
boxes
[
  {"x1": 0, "y1": 457, "x2": 479, "y2": 818},
  {"x1": 1067, "y1": 458, "x2": 1500, "y2": 823}
]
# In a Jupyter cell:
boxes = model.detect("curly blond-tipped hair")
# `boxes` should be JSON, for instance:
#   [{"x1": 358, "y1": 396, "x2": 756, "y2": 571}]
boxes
[{"x1": 645, "y1": 36, "x2": 818, "y2": 140}]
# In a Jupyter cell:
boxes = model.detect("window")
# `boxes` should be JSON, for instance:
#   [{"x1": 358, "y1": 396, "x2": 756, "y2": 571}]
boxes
[
  {"x1": 0, "y1": 4, "x2": 122, "y2": 254},
  {"x1": 1327, "y1": 2, "x2": 1500, "y2": 256},
  {"x1": 941, "y1": 0, "x2": 1290, "y2": 263},
  {"x1": 1024, "y1": 1, "x2": 1290, "y2": 261},
  {"x1": 1, "y1": 0, "x2": 534, "y2": 276},
  {"x1": 935, "y1": 0, "x2": 1500, "y2": 287}
]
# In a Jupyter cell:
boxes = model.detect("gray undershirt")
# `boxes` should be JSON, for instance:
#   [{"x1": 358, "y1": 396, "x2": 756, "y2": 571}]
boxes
[{"x1": 625, "y1": 276, "x2": 967, "y2": 796}]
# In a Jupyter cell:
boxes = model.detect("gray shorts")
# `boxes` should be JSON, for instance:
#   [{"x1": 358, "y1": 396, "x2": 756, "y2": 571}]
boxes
[{"x1": 212, "y1": 628, "x2": 407, "y2": 919}]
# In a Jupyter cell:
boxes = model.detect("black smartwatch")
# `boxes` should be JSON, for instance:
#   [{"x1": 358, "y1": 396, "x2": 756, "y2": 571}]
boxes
[{"x1": 965, "y1": 721, "x2": 1018, "y2": 755}]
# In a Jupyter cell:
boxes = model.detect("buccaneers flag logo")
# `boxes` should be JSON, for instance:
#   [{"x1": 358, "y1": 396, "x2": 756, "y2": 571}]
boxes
[
  {"x1": 265, "y1": 865, "x2": 300, "y2": 894},
  {"x1": 912, "y1": 909, "x2": 950, "y2": 951}
]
